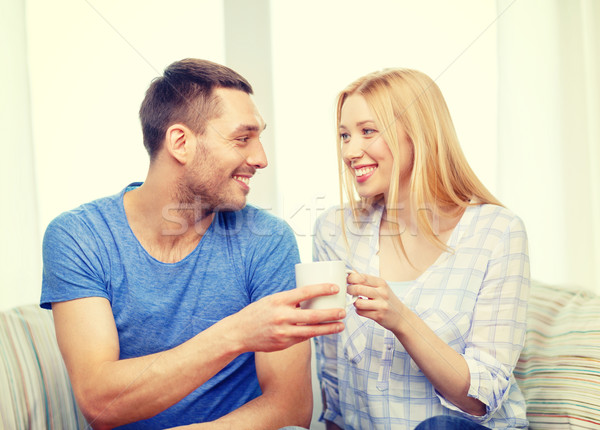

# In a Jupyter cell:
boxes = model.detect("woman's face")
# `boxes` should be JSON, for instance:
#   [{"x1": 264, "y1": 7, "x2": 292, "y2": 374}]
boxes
[{"x1": 340, "y1": 94, "x2": 412, "y2": 201}]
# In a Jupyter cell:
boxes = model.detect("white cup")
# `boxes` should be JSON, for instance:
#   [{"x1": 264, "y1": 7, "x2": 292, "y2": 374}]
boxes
[{"x1": 295, "y1": 260, "x2": 357, "y2": 313}]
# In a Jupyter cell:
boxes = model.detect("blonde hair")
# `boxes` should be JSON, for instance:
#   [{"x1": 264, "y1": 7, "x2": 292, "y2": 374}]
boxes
[{"x1": 337, "y1": 68, "x2": 501, "y2": 257}]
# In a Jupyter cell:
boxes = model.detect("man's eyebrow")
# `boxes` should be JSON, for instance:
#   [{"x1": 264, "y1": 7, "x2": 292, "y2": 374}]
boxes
[{"x1": 230, "y1": 123, "x2": 267, "y2": 134}]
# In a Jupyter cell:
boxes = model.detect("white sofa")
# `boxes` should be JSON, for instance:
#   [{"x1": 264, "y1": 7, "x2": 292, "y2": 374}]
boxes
[{"x1": 1, "y1": 281, "x2": 599, "y2": 429}]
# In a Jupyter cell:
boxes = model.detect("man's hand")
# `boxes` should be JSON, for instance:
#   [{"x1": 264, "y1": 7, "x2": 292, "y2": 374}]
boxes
[{"x1": 228, "y1": 283, "x2": 346, "y2": 354}]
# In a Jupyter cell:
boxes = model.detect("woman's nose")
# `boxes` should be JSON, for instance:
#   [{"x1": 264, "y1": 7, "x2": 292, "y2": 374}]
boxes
[{"x1": 342, "y1": 138, "x2": 364, "y2": 161}]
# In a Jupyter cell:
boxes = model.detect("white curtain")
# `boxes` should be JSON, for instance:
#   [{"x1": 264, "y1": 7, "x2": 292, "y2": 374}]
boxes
[
  {"x1": 0, "y1": 0, "x2": 41, "y2": 309},
  {"x1": 497, "y1": 0, "x2": 600, "y2": 293}
]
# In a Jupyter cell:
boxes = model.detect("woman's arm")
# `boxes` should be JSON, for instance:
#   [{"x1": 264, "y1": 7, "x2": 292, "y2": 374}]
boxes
[
  {"x1": 347, "y1": 215, "x2": 529, "y2": 417},
  {"x1": 347, "y1": 273, "x2": 486, "y2": 415}
]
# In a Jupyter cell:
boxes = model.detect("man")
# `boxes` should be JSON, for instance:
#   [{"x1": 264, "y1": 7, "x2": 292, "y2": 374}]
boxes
[{"x1": 41, "y1": 58, "x2": 345, "y2": 429}]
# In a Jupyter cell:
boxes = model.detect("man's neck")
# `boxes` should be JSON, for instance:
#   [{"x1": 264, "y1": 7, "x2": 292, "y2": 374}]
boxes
[{"x1": 123, "y1": 181, "x2": 215, "y2": 263}]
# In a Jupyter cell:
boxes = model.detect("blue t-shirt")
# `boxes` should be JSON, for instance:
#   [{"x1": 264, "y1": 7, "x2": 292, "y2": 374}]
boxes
[{"x1": 41, "y1": 183, "x2": 300, "y2": 428}]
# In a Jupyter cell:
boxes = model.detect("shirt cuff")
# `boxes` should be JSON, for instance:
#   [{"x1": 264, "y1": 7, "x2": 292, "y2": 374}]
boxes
[
  {"x1": 436, "y1": 389, "x2": 492, "y2": 423},
  {"x1": 320, "y1": 378, "x2": 344, "y2": 427},
  {"x1": 320, "y1": 409, "x2": 345, "y2": 428},
  {"x1": 436, "y1": 354, "x2": 509, "y2": 423}
]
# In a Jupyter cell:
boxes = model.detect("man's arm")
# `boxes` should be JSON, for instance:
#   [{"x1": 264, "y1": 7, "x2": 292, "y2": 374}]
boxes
[
  {"x1": 176, "y1": 342, "x2": 314, "y2": 429},
  {"x1": 53, "y1": 284, "x2": 345, "y2": 430}
]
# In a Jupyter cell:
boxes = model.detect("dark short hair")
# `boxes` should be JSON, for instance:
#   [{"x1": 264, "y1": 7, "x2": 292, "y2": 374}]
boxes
[{"x1": 139, "y1": 58, "x2": 253, "y2": 160}]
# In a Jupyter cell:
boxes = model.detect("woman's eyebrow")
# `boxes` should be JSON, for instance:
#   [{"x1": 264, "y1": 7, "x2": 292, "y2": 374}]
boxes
[
  {"x1": 339, "y1": 120, "x2": 375, "y2": 130},
  {"x1": 356, "y1": 120, "x2": 376, "y2": 127}
]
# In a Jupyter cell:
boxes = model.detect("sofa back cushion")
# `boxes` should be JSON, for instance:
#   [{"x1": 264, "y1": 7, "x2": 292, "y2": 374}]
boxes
[
  {"x1": 0, "y1": 304, "x2": 87, "y2": 429},
  {"x1": 515, "y1": 281, "x2": 600, "y2": 429}
]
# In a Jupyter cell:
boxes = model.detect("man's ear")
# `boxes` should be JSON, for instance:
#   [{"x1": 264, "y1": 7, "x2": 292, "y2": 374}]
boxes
[{"x1": 164, "y1": 124, "x2": 196, "y2": 165}]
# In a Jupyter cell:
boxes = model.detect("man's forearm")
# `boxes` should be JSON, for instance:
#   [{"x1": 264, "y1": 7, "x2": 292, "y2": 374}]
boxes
[
  {"x1": 58, "y1": 285, "x2": 344, "y2": 429},
  {"x1": 172, "y1": 342, "x2": 314, "y2": 430},
  {"x1": 66, "y1": 317, "x2": 244, "y2": 429},
  {"x1": 182, "y1": 388, "x2": 312, "y2": 430}
]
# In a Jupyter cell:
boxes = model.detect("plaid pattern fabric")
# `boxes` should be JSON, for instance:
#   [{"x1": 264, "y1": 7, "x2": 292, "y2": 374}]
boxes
[{"x1": 313, "y1": 202, "x2": 530, "y2": 429}]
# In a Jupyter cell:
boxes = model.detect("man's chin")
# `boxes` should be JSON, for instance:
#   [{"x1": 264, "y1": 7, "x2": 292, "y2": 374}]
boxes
[{"x1": 214, "y1": 198, "x2": 247, "y2": 212}]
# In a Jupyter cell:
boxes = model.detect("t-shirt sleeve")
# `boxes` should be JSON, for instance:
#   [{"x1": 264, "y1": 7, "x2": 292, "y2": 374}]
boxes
[
  {"x1": 40, "y1": 212, "x2": 109, "y2": 309},
  {"x1": 245, "y1": 213, "x2": 301, "y2": 302}
]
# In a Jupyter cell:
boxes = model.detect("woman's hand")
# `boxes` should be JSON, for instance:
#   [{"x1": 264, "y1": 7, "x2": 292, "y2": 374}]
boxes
[
  {"x1": 346, "y1": 272, "x2": 407, "y2": 332},
  {"x1": 347, "y1": 272, "x2": 486, "y2": 416}
]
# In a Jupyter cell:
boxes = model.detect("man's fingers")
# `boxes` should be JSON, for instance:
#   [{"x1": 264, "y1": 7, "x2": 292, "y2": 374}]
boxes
[
  {"x1": 285, "y1": 283, "x2": 340, "y2": 305},
  {"x1": 291, "y1": 321, "x2": 345, "y2": 339},
  {"x1": 293, "y1": 308, "x2": 346, "y2": 325}
]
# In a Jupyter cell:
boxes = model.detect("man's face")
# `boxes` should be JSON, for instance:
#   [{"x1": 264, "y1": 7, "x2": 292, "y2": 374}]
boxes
[{"x1": 181, "y1": 88, "x2": 268, "y2": 213}]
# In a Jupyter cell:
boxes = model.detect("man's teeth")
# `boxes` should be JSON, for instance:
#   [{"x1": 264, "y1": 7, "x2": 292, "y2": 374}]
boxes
[
  {"x1": 355, "y1": 166, "x2": 376, "y2": 177},
  {"x1": 233, "y1": 175, "x2": 249, "y2": 185}
]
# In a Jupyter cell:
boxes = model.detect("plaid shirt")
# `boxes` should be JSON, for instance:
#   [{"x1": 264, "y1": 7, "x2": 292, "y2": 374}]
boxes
[{"x1": 313, "y1": 201, "x2": 530, "y2": 429}]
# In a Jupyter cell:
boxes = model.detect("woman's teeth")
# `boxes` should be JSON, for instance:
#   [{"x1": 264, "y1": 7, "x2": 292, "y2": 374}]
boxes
[{"x1": 355, "y1": 166, "x2": 376, "y2": 177}]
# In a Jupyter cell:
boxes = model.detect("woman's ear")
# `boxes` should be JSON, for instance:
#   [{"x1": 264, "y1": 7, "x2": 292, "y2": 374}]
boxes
[{"x1": 164, "y1": 124, "x2": 195, "y2": 165}]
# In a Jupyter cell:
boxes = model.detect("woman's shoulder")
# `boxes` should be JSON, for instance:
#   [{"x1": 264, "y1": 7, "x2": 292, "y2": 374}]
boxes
[
  {"x1": 473, "y1": 204, "x2": 526, "y2": 228},
  {"x1": 462, "y1": 204, "x2": 528, "y2": 242},
  {"x1": 314, "y1": 204, "x2": 345, "y2": 233},
  {"x1": 315, "y1": 201, "x2": 383, "y2": 229}
]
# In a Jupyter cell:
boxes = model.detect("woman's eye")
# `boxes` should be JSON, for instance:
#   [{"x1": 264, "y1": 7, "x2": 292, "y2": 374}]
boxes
[
  {"x1": 340, "y1": 133, "x2": 350, "y2": 142},
  {"x1": 363, "y1": 128, "x2": 376, "y2": 136}
]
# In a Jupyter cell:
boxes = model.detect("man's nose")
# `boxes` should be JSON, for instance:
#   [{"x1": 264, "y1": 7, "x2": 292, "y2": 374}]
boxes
[{"x1": 247, "y1": 140, "x2": 268, "y2": 169}]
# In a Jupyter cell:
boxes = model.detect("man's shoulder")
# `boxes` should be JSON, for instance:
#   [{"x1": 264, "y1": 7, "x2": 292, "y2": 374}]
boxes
[
  {"x1": 44, "y1": 189, "x2": 126, "y2": 241},
  {"x1": 239, "y1": 204, "x2": 282, "y2": 223},
  {"x1": 220, "y1": 204, "x2": 293, "y2": 236}
]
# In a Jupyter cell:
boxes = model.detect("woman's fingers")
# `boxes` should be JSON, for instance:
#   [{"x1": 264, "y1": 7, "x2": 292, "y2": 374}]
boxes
[
  {"x1": 347, "y1": 283, "x2": 375, "y2": 299},
  {"x1": 347, "y1": 271, "x2": 388, "y2": 288}
]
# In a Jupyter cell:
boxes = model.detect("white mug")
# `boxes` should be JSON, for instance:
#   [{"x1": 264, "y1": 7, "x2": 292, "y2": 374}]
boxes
[{"x1": 295, "y1": 260, "x2": 358, "y2": 314}]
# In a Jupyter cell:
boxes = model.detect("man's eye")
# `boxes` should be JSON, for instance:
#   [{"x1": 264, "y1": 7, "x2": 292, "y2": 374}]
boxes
[{"x1": 236, "y1": 137, "x2": 249, "y2": 143}]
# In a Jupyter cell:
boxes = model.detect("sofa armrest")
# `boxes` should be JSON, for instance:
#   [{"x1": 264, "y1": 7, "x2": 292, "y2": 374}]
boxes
[
  {"x1": 515, "y1": 281, "x2": 600, "y2": 429},
  {"x1": 0, "y1": 304, "x2": 87, "y2": 429}
]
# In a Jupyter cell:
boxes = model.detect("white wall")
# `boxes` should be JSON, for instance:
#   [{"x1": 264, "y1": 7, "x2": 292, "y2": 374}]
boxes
[
  {"x1": 4, "y1": 0, "x2": 224, "y2": 310},
  {"x1": 1, "y1": 0, "x2": 40, "y2": 309},
  {"x1": 27, "y1": 0, "x2": 226, "y2": 238},
  {"x1": 270, "y1": 0, "x2": 498, "y2": 263},
  {"x1": 497, "y1": 0, "x2": 600, "y2": 293}
]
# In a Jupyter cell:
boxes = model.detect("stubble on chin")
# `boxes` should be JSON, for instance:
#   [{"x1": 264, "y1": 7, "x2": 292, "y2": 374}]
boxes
[{"x1": 174, "y1": 176, "x2": 248, "y2": 225}]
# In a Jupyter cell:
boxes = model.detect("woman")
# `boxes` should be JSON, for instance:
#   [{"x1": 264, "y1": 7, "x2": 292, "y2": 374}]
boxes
[{"x1": 313, "y1": 69, "x2": 529, "y2": 429}]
